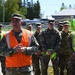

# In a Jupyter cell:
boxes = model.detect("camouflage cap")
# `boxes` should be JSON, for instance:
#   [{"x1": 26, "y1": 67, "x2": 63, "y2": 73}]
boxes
[
  {"x1": 36, "y1": 22, "x2": 41, "y2": 28},
  {"x1": 48, "y1": 18, "x2": 55, "y2": 23},
  {"x1": 58, "y1": 22, "x2": 63, "y2": 26},
  {"x1": 11, "y1": 13, "x2": 22, "y2": 20},
  {"x1": 63, "y1": 21, "x2": 69, "y2": 26},
  {"x1": 27, "y1": 23, "x2": 32, "y2": 28}
]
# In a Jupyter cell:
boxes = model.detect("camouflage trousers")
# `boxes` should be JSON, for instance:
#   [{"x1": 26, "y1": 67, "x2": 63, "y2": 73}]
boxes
[
  {"x1": 6, "y1": 68, "x2": 34, "y2": 75},
  {"x1": 32, "y1": 55, "x2": 41, "y2": 75},
  {"x1": 68, "y1": 55, "x2": 75, "y2": 75},
  {"x1": 59, "y1": 54, "x2": 71, "y2": 75},
  {"x1": 40, "y1": 55, "x2": 59, "y2": 75}
]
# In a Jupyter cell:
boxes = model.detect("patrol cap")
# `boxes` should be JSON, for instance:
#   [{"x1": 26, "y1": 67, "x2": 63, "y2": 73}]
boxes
[
  {"x1": 0, "y1": 22, "x2": 2, "y2": 27},
  {"x1": 11, "y1": 13, "x2": 22, "y2": 20},
  {"x1": 48, "y1": 18, "x2": 55, "y2": 24},
  {"x1": 36, "y1": 22, "x2": 41, "y2": 28},
  {"x1": 63, "y1": 21, "x2": 69, "y2": 26},
  {"x1": 27, "y1": 23, "x2": 32, "y2": 28},
  {"x1": 58, "y1": 22, "x2": 63, "y2": 26}
]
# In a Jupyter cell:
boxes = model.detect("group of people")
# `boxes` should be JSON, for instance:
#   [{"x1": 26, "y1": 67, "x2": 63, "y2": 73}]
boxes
[{"x1": 0, "y1": 13, "x2": 75, "y2": 75}]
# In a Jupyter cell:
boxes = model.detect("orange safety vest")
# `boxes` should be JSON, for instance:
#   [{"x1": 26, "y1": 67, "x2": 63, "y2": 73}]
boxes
[{"x1": 5, "y1": 29, "x2": 32, "y2": 68}]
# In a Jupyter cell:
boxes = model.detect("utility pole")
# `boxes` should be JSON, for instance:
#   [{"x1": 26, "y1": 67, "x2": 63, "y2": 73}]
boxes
[{"x1": 3, "y1": 0, "x2": 5, "y2": 25}]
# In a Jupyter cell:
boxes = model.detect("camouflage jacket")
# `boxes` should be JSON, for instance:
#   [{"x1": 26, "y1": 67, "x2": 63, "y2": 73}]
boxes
[
  {"x1": 34, "y1": 31, "x2": 42, "y2": 50},
  {"x1": 59, "y1": 30, "x2": 73, "y2": 54},
  {"x1": 40, "y1": 28, "x2": 60, "y2": 53}
]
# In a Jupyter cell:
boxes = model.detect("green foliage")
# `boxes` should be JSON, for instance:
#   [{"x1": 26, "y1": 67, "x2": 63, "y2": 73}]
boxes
[
  {"x1": 33, "y1": 0, "x2": 40, "y2": 18},
  {"x1": 60, "y1": 6, "x2": 67, "y2": 11},
  {"x1": 0, "y1": 0, "x2": 27, "y2": 22},
  {"x1": 18, "y1": 0, "x2": 22, "y2": 8},
  {"x1": 60, "y1": 3, "x2": 67, "y2": 11},
  {"x1": 26, "y1": 2, "x2": 34, "y2": 19},
  {"x1": 0, "y1": 0, "x2": 41, "y2": 22},
  {"x1": 19, "y1": 6, "x2": 27, "y2": 18},
  {"x1": 5, "y1": 0, "x2": 20, "y2": 22},
  {"x1": 0, "y1": 0, "x2": 4, "y2": 22},
  {"x1": 26, "y1": 0, "x2": 41, "y2": 19},
  {"x1": 26, "y1": 7, "x2": 34, "y2": 19},
  {"x1": 0, "y1": 0, "x2": 2, "y2": 5}
]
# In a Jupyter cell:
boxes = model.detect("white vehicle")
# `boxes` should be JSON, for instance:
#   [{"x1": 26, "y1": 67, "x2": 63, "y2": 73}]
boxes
[{"x1": 22, "y1": 19, "x2": 40, "y2": 26}]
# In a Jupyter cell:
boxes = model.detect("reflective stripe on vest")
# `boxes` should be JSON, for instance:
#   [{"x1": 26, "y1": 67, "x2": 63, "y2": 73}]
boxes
[
  {"x1": 5, "y1": 29, "x2": 32, "y2": 67},
  {"x1": 6, "y1": 32, "x2": 10, "y2": 48},
  {"x1": 28, "y1": 30, "x2": 31, "y2": 46},
  {"x1": 71, "y1": 32, "x2": 75, "y2": 51}
]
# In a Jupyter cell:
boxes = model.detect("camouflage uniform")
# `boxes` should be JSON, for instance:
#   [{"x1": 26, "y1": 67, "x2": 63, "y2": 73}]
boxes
[
  {"x1": 40, "y1": 28, "x2": 60, "y2": 75},
  {"x1": 58, "y1": 30, "x2": 72, "y2": 75},
  {"x1": 32, "y1": 31, "x2": 42, "y2": 75},
  {"x1": 67, "y1": 31, "x2": 75, "y2": 75},
  {"x1": 0, "y1": 29, "x2": 39, "y2": 75}
]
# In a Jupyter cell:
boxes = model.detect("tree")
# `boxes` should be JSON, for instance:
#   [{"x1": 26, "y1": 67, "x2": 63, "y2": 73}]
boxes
[
  {"x1": 0, "y1": 0, "x2": 2, "y2": 5},
  {"x1": 4, "y1": 0, "x2": 27, "y2": 22},
  {"x1": 26, "y1": 0, "x2": 41, "y2": 19},
  {"x1": 18, "y1": 0, "x2": 27, "y2": 18},
  {"x1": 5, "y1": 0, "x2": 20, "y2": 22},
  {"x1": 0, "y1": 0, "x2": 4, "y2": 22},
  {"x1": 26, "y1": 2, "x2": 34, "y2": 19},
  {"x1": 18, "y1": 0, "x2": 22, "y2": 8},
  {"x1": 60, "y1": 3, "x2": 67, "y2": 11},
  {"x1": 69, "y1": 4, "x2": 72, "y2": 9},
  {"x1": 19, "y1": 6, "x2": 27, "y2": 18},
  {"x1": 33, "y1": 0, "x2": 40, "y2": 18}
]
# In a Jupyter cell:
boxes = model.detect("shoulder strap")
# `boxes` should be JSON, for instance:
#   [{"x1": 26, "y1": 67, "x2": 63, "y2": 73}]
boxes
[
  {"x1": 23, "y1": 29, "x2": 32, "y2": 46},
  {"x1": 27, "y1": 30, "x2": 32, "y2": 46}
]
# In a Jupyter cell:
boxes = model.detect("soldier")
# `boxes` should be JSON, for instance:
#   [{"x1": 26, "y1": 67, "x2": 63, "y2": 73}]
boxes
[
  {"x1": 40, "y1": 18, "x2": 60, "y2": 75},
  {"x1": 0, "y1": 22, "x2": 6, "y2": 75},
  {"x1": 26, "y1": 23, "x2": 33, "y2": 34},
  {"x1": 26, "y1": 23, "x2": 32, "y2": 31},
  {"x1": 58, "y1": 21, "x2": 72, "y2": 75},
  {"x1": 58, "y1": 22, "x2": 63, "y2": 31},
  {"x1": 67, "y1": 23, "x2": 75, "y2": 75},
  {"x1": 32, "y1": 22, "x2": 42, "y2": 75},
  {"x1": 0, "y1": 13, "x2": 39, "y2": 75}
]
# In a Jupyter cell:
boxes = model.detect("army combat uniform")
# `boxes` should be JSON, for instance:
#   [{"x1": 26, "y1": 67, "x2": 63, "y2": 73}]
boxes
[
  {"x1": 67, "y1": 31, "x2": 75, "y2": 75},
  {"x1": 58, "y1": 30, "x2": 72, "y2": 75},
  {"x1": 32, "y1": 31, "x2": 42, "y2": 75},
  {"x1": 40, "y1": 28, "x2": 60, "y2": 75}
]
